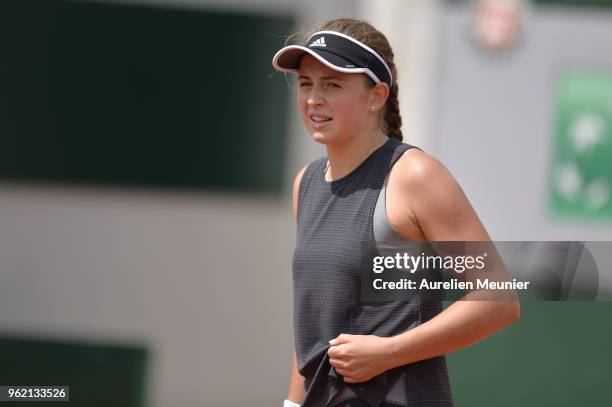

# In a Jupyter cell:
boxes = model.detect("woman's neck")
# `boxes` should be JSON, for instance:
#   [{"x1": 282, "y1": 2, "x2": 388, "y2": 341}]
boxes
[{"x1": 324, "y1": 130, "x2": 389, "y2": 182}]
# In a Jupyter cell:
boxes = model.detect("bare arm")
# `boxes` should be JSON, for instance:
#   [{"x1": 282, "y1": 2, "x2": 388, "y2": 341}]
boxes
[
  {"x1": 287, "y1": 166, "x2": 308, "y2": 403},
  {"x1": 287, "y1": 351, "x2": 305, "y2": 403},
  {"x1": 385, "y1": 150, "x2": 520, "y2": 370}
]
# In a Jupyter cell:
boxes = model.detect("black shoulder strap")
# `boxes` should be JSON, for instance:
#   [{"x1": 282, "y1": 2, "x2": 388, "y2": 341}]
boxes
[{"x1": 390, "y1": 140, "x2": 419, "y2": 168}]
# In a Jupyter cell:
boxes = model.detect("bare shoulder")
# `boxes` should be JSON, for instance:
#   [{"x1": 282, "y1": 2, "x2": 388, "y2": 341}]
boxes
[
  {"x1": 388, "y1": 147, "x2": 489, "y2": 241},
  {"x1": 292, "y1": 165, "x2": 309, "y2": 219},
  {"x1": 386, "y1": 148, "x2": 456, "y2": 241},
  {"x1": 391, "y1": 147, "x2": 455, "y2": 191}
]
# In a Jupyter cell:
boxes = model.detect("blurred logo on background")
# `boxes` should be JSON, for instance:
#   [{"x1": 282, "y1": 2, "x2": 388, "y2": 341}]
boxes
[
  {"x1": 549, "y1": 72, "x2": 612, "y2": 219},
  {"x1": 472, "y1": 0, "x2": 523, "y2": 53}
]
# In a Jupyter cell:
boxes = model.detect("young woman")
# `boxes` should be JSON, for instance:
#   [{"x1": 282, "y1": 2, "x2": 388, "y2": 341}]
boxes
[{"x1": 272, "y1": 18, "x2": 520, "y2": 407}]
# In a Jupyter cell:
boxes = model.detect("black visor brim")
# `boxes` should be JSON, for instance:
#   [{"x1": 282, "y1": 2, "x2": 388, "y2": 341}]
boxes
[{"x1": 272, "y1": 45, "x2": 383, "y2": 85}]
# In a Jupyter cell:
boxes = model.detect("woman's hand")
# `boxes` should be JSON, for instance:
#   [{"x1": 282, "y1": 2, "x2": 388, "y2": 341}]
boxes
[{"x1": 327, "y1": 333, "x2": 394, "y2": 383}]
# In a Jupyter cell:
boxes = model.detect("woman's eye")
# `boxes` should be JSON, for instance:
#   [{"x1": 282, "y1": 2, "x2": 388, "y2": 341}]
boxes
[
  {"x1": 298, "y1": 82, "x2": 312, "y2": 87},
  {"x1": 326, "y1": 82, "x2": 340, "y2": 88}
]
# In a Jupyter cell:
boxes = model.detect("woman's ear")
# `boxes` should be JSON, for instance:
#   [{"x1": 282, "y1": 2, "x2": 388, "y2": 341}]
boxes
[{"x1": 369, "y1": 82, "x2": 390, "y2": 112}]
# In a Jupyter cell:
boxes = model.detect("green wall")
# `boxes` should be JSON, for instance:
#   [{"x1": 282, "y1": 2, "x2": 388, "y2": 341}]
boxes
[
  {"x1": 0, "y1": 0, "x2": 293, "y2": 194},
  {"x1": 447, "y1": 0, "x2": 612, "y2": 7},
  {"x1": 0, "y1": 335, "x2": 148, "y2": 407},
  {"x1": 533, "y1": 0, "x2": 612, "y2": 7},
  {"x1": 448, "y1": 302, "x2": 612, "y2": 406}
]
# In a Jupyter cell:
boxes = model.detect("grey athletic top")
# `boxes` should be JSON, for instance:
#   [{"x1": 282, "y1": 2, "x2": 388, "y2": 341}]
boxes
[{"x1": 292, "y1": 137, "x2": 453, "y2": 407}]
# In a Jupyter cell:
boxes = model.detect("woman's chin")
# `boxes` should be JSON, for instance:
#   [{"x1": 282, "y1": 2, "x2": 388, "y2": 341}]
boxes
[{"x1": 311, "y1": 131, "x2": 333, "y2": 144}]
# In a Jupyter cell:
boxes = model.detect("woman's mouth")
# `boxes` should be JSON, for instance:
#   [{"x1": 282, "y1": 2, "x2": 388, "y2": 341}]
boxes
[{"x1": 310, "y1": 115, "x2": 333, "y2": 129}]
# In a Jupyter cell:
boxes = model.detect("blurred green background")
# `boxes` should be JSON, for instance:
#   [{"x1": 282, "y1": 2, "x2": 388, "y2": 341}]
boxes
[
  {"x1": 0, "y1": 0, "x2": 291, "y2": 194},
  {"x1": 447, "y1": 302, "x2": 612, "y2": 406}
]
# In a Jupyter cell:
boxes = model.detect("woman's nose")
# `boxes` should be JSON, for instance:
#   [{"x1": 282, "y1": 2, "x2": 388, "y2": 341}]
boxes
[{"x1": 307, "y1": 89, "x2": 324, "y2": 106}]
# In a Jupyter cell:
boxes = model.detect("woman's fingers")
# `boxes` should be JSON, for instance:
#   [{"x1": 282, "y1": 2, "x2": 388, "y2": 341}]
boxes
[
  {"x1": 329, "y1": 358, "x2": 348, "y2": 369},
  {"x1": 334, "y1": 367, "x2": 348, "y2": 376},
  {"x1": 333, "y1": 368, "x2": 360, "y2": 383}
]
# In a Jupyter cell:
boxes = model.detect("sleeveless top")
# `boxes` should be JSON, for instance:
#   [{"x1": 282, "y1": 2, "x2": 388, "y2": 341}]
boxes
[{"x1": 292, "y1": 138, "x2": 454, "y2": 407}]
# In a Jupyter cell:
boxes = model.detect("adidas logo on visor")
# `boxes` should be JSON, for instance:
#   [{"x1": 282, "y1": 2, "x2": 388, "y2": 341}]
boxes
[{"x1": 309, "y1": 37, "x2": 326, "y2": 47}]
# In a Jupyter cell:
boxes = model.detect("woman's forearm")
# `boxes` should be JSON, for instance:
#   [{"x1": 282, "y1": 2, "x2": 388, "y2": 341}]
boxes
[
  {"x1": 287, "y1": 351, "x2": 305, "y2": 403},
  {"x1": 386, "y1": 300, "x2": 520, "y2": 370}
]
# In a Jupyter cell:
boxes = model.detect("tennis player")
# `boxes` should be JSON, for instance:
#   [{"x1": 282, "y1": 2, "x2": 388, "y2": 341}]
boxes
[{"x1": 272, "y1": 18, "x2": 520, "y2": 407}]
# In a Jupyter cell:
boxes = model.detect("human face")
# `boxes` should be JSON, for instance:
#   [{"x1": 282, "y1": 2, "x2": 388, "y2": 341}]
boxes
[{"x1": 296, "y1": 54, "x2": 376, "y2": 145}]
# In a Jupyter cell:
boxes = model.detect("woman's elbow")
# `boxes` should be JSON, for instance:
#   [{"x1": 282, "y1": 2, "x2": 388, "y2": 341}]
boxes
[{"x1": 503, "y1": 300, "x2": 521, "y2": 326}]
